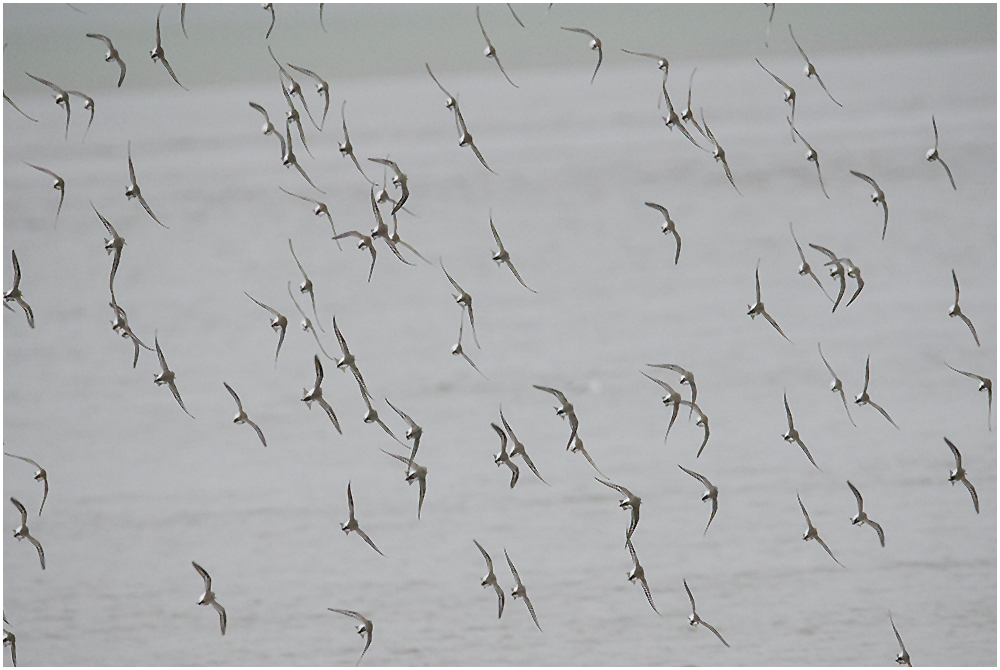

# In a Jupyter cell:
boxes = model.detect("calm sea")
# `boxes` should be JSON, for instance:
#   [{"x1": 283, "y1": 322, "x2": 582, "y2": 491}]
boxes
[{"x1": 3, "y1": 4, "x2": 996, "y2": 667}]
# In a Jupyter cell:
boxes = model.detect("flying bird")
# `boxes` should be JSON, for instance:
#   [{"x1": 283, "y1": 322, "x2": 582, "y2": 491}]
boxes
[
  {"x1": 846, "y1": 481, "x2": 884, "y2": 547},
  {"x1": 66, "y1": 90, "x2": 94, "y2": 142},
  {"x1": 818, "y1": 343, "x2": 856, "y2": 426},
  {"x1": 3, "y1": 621, "x2": 14, "y2": 667},
  {"x1": 328, "y1": 609, "x2": 373, "y2": 667},
  {"x1": 287, "y1": 62, "x2": 330, "y2": 130},
  {"x1": 379, "y1": 449, "x2": 427, "y2": 519},
  {"x1": 477, "y1": 5, "x2": 518, "y2": 88},
  {"x1": 223, "y1": 382, "x2": 266, "y2": 447},
  {"x1": 504, "y1": 549, "x2": 541, "y2": 631},
  {"x1": 764, "y1": 3, "x2": 775, "y2": 47},
  {"x1": 595, "y1": 477, "x2": 642, "y2": 542},
  {"x1": 287, "y1": 282, "x2": 334, "y2": 360},
  {"x1": 387, "y1": 211, "x2": 431, "y2": 265},
  {"x1": 854, "y1": 356, "x2": 898, "y2": 429},
  {"x1": 301, "y1": 355, "x2": 341, "y2": 433},
  {"x1": 945, "y1": 363, "x2": 992, "y2": 431},
  {"x1": 944, "y1": 437, "x2": 979, "y2": 513},
  {"x1": 747, "y1": 260, "x2": 791, "y2": 341},
  {"x1": 25, "y1": 72, "x2": 71, "y2": 140},
  {"x1": 507, "y1": 3, "x2": 525, "y2": 27},
  {"x1": 249, "y1": 101, "x2": 286, "y2": 159},
  {"x1": 825, "y1": 256, "x2": 863, "y2": 308},
  {"x1": 790, "y1": 124, "x2": 829, "y2": 198},
  {"x1": 368, "y1": 188, "x2": 415, "y2": 267},
  {"x1": 660, "y1": 80, "x2": 705, "y2": 150},
  {"x1": 4, "y1": 250, "x2": 34, "y2": 329},
  {"x1": 339, "y1": 101, "x2": 376, "y2": 185},
  {"x1": 788, "y1": 24, "x2": 841, "y2": 106},
  {"x1": 341, "y1": 481, "x2": 384, "y2": 555},
  {"x1": 9, "y1": 497, "x2": 44, "y2": 570},
  {"x1": 367, "y1": 157, "x2": 409, "y2": 216},
  {"x1": 701, "y1": 109, "x2": 740, "y2": 194},
  {"x1": 288, "y1": 238, "x2": 327, "y2": 325},
  {"x1": 125, "y1": 141, "x2": 166, "y2": 228},
  {"x1": 384, "y1": 398, "x2": 424, "y2": 474},
  {"x1": 92, "y1": 203, "x2": 125, "y2": 293},
  {"x1": 499, "y1": 406, "x2": 547, "y2": 484},
  {"x1": 109, "y1": 298, "x2": 153, "y2": 368},
  {"x1": 491, "y1": 422, "x2": 520, "y2": 488},
  {"x1": 86, "y1": 33, "x2": 126, "y2": 87},
  {"x1": 644, "y1": 202, "x2": 682, "y2": 265},
  {"x1": 262, "y1": 2, "x2": 276, "y2": 39},
  {"x1": 490, "y1": 213, "x2": 535, "y2": 291},
  {"x1": 25, "y1": 163, "x2": 65, "y2": 223},
  {"x1": 473, "y1": 540, "x2": 504, "y2": 618},
  {"x1": 331, "y1": 316, "x2": 373, "y2": 403},
  {"x1": 683, "y1": 579, "x2": 729, "y2": 647},
  {"x1": 4, "y1": 89, "x2": 38, "y2": 122},
  {"x1": 850, "y1": 170, "x2": 889, "y2": 239},
  {"x1": 808, "y1": 243, "x2": 847, "y2": 312},
  {"x1": 948, "y1": 269, "x2": 980, "y2": 347},
  {"x1": 625, "y1": 537, "x2": 659, "y2": 614},
  {"x1": 561, "y1": 27, "x2": 603, "y2": 84},
  {"x1": 150, "y1": 5, "x2": 187, "y2": 90},
  {"x1": 245, "y1": 292, "x2": 288, "y2": 366},
  {"x1": 440, "y1": 259, "x2": 479, "y2": 348},
  {"x1": 451, "y1": 317, "x2": 487, "y2": 378},
  {"x1": 277, "y1": 74, "x2": 314, "y2": 159},
  {"x1": 569, "y1": 435, "x2": 607, "y2": 478},
  {"x1": 620, "y1": 48, "x2": 668, "y2": 77},
  {"x1": 756, "y1": 58, "x2": 796, "y2": 139},
  {"x1": 889, "y1": 612, "x2": 911, "y2": 667},
  {"x1": 191, "y1": 562, "x2": 226, "y2": 635},
  {"x1": 640, "y1": 371, "x2": 683, "y2": 443},
  {"x1": 677, "y1": 400, "x2": 711, "y2": 458},
  {"x1": 679, "y1": 68, "x2": 706, "y2": 138},
  {"x1": 782, "y1": 392, "x2": 820, "y2": 470},
  {"x1": 789, "y1": 223, "x2": 831, "y2": 301},
  {"x1": 359, "y1": 393, "x2": 403, "y2": 445},
  {"x1": 3, "y1": 453, "x2": 48, "y2": 516},
  {"x1": 533, "y1": 385, "x2": 579, "y2": 449},
  {"x1": 647, "y1": 363, "x2": 697, "y2": 416},
  {"x1": 281, "y1": 116, "x2": 324, "y2": 193},
  {"x1": 678, "y1": 465, "x2": 719, "y2": 535},
  {"x1": 926, "y1": 115, "x2": 956, "y2": 189},
  {"x1": 796, "y1": 491, "x2": 843, "y2": 567},
  {"x1": 153, "y1": 333, "x2": 194, "y2": 418},
  {"x1": 454, "y1": 105, "x2": 496, "y2": 174},
  {"x1": 333, "y1": 231, "x2": 377, "y2": 282}
]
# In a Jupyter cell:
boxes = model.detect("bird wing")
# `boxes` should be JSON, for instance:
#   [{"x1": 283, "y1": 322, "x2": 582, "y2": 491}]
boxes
[
  {"x1": 10, "y1": 497, "x2": 28, "y2": 525},
  {"x1": 815, "y1": 536, "x2": 843, "y2": 567},
  {"x1": 223, "y1": 382, "x2": 243, "y2": 412},
  {"x1": 868, "y1": 519, "x2": 885, "y2": 547},
  {"x1": 439, "y1": 259, "x2": 463, "y2": 294},
  {"x1": 491, "y1": 422, "x2": 508, "y2": 454},
  {"x1": 683, "y1": 578, "x2": 697, "y2": 614},
  {"x1": 937, "y1": 156, "x2": 957, "y2": 190},
  {"x1": 796, "y1": 492, "x2": 811, "y2": 525},
  {"x1": 192, "y1": 561, "x2": 212, "y2": 590},
  {"x1": 705, "y1": 497, "x2": 718, "y2": 535},
  {"x1": 522, "y1": 593, "x2": 542, "y2": 630},
  {"x1": 701, "y1": 620, "x2": 730, "y2": 647},
  {"x1": 213, "y1": 601, "x2": 226, "y2": 635},
  {"x1": 475, "y1": 5, "x2": 491, "y2": 45},
  {"x1": 473, "y1": 539, "x2": 493, "y2": 572},
  {"x1": 168, "y1": 379, "x2": 194, "y2": 418},
  {"x1": 783, "y1": 392, "x2": 795, "y2": 430},
  {"x1": 27, "y1": 534, "x2": 45, "y2": 569},
  {"x1": 355, "y1": 527, "x2": 384, "y2": 556},
  {"x1": 788, "y1": 23, "x2": 809, "y2": 62},
  {"x1": 867, "y1": 399, "x2": 899, "y2": 429},
  {"x1": 503, "y1": 549, "x2": 521, "y2": 585},
  {"x1": 246, "y1": 417, "x2": 267, "y2": 447},
  {"x1": 850, "y1": 170, "x2": 878, "y2": 189},
  {"x1": 962, "y1": 478, "x2": 979, "y2": 513},
  {"x1": 533, "y1": 385, "x2": 567, "y2": 405},
  {"x1": 561, "y1": 26, "x2": 595, "y2": 38},
  {"x1": 762, "y1": 310, "x2": 791, "y2": 342},
  {"x1": 678, "y1": 464, "x2": 710, "y2": 489},
  {"x1": 847, "y1": 480, "x2": 864, "y2": 515},
  {"x1": 958, "y1": 312, "x2": 980, "y2": 347},
  {"x1": 245, "y1": 292, "x2": 280, "y2": 318},
  {"x1": 507, "y1": 460, "x2": 520, "y2": 488}
]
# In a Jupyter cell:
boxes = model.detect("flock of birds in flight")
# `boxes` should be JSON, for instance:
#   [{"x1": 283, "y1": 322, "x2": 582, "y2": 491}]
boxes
[{"x1": 3, "y1": 2, "x2": 993, "y2": 666}]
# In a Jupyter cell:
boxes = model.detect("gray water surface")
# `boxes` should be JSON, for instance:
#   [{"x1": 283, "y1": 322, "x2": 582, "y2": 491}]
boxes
[{"x1": 3, "y1": 4, "x2": 996, "y2": 667}]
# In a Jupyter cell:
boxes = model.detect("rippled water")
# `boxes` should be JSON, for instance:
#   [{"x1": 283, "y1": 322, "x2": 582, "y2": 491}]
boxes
[{"x1": 3, "y1": 4, "x2": 997, "y2": 667}]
